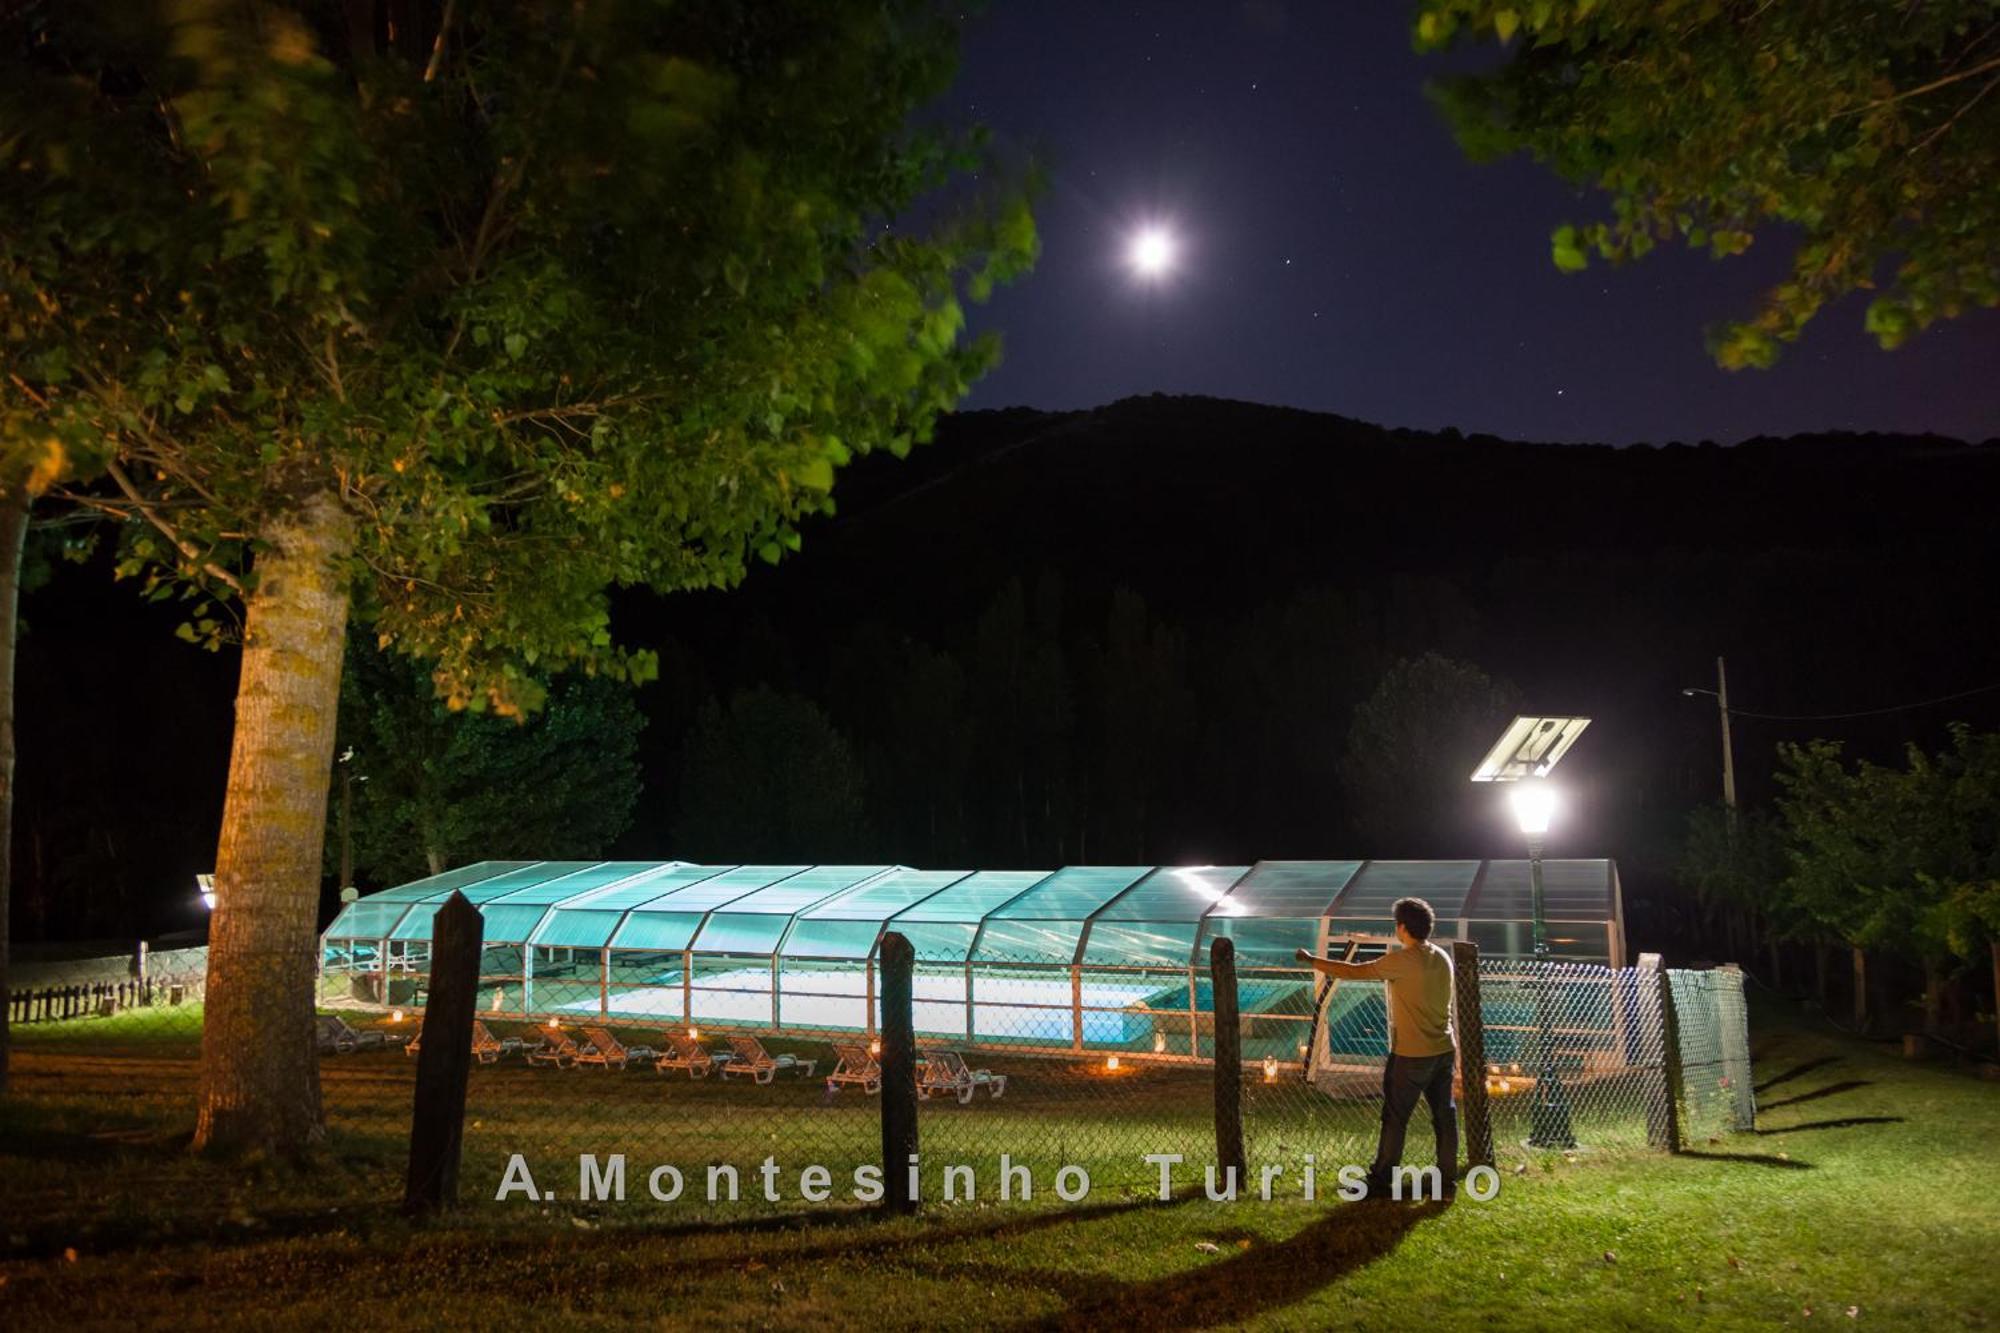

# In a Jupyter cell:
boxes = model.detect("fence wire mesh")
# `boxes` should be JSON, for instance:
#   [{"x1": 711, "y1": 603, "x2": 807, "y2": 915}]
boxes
[{"x1": 6, "y1": 933, "x2": 1756, "y2": 1224}]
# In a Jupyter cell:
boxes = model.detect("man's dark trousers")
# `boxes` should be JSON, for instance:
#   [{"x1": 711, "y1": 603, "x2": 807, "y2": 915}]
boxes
[{"x1": 1366, "y1": 1050, "x2": 1457, "y2": 1198}]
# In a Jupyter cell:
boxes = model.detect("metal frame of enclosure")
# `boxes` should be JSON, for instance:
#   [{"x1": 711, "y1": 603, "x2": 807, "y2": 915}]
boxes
[{"x1": 320, "y1": 859, "x2": 1625, "y2": 1064}]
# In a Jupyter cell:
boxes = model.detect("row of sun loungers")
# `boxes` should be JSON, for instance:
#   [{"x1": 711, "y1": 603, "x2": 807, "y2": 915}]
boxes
[{"x1": 324, "y1": 1013, "x2": 1005, "y2": 1101}]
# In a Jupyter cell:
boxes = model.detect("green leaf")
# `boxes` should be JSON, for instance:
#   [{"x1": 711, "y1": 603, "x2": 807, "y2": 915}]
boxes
[
  {"x1": 796, "y1": 456, "x2": 835, "y2": 491},
  {"x1": 1551, "y1": 224, "x2": 1589, "y2": 274}
]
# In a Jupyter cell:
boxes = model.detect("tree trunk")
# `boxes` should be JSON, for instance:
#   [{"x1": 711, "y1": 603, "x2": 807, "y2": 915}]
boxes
[
  {"x1": 426, "y1": 848, "x2": 445, "y2": 877},
  {"x1": 1767, "y1": 932, "x2": 1784, "y2": 993},
  {"x1": 1921, "y1": 959, "x2": 1942, "y2": 1037},
  {"x1": 1851, "y1": 946, "x2": 1867, "y2": 1032},
  {"x1": 194, "y1": 488, "x2": 355, "y2": 1156},
  {"x1": 1814, "y1": 941, "x2": 1830, "y2": 1007},
  {"x1": 1991, "y1": 941, "x2": 1999, "y2": 1059},
  {"x1": 0, "y1": 490, "x2": 29, "y2": 1094}
]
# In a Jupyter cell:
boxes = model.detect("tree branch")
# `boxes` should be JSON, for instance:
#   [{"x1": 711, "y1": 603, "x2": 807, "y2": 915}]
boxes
[
  {"x1": 1850, "y1": 52, "x2": 2000, "y2": 116},
  {"x1": 102, "y1": 457, "x2": 245, "y2": 596},
  {"x1": 423, "y1": 0, "x2": 459, "y2": 83}
]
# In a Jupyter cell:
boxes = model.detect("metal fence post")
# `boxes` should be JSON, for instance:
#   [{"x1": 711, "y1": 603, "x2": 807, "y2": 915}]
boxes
[
  {"x1": 878, "y1": 930, "x2": 919, "y2": 1215},
  {"x1": 1637, "y1": 953, "x2": 1680, "y2": 1151},
  {"x1": 404, "y1": 891, "x2": 483, "y2": 1216},
  {"x1": 1210, "y1": 936, "x2": 1246, "y2": 1187},
  {"x1": 1450, "y1": 940, "x2": 1492, "y2": 1169}
]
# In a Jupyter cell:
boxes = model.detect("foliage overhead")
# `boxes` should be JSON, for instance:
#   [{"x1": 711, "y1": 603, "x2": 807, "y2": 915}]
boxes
[
  {"x1": 4, "y1": 0, "x2": 1035, "y2": 707},
  {"x1": 335, "y1": 644, "x2": 643, "y2": 887},
  {"x1": 1415, "y1": 0, "x2": 2000, "y2": 367}
]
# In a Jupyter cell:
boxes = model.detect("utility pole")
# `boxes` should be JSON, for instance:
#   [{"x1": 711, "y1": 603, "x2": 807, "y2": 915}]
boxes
[
  {"x1": 1715, "y1": 656, "x2": 1738, "y2": 829},
  {"x1": 339, "y1": 762, "x2": 354, "y2": 894}
]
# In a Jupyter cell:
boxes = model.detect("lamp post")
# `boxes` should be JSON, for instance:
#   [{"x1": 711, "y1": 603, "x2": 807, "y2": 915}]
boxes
[
  {"x1": 1508, "y1": 779, "x2": 1576, "y2": 1148},
  {"x1": 1473, "y1": 716, "x2": 1590, "y2": 1152}
]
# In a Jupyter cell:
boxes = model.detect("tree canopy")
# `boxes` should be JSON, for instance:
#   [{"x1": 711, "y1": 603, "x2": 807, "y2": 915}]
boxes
[
  {"x1": 673, "y1": 686, "x2": 866, "y2": 862},
  {"x1": 1340, "y1": 651, "x2": 1521, "y2": 854},
  {"x1": 336, "y1": 645, "x2": 643, "y2": 887},
  {"x1": 1771, "y1": 725, "x2": 2000, "y2": 1020},
  {"x1": 11, "y1": 0, "x2": 1034, "y2": 705},
  {"x1": 1416, "y1": 0, "x2": 2000, "y2": 366}
]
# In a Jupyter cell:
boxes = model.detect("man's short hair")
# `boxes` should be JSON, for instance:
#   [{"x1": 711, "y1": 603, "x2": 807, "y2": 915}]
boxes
[{"x1": 1392, "y1": 897, "x2": 1436, "y2": 942}]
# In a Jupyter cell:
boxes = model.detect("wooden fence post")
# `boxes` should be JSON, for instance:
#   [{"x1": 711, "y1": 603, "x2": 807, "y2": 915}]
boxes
[
  {"x1": 878, "y1": 930, "x2": 919, "y2": 1215},
  {"x1": 1450, "y1": 940, "x2": 1492, "y2": 1170},
  {"x1": 1210, "y1": 936, "x2": 1246, "y2": 1189},
  {"x1": 1716, "y1": 963, "x2": 1755, "y2": 1131},
  {"x1": 1638, "y1": 953, "x2": 1680, "y2": 1151},
  {"x1": 404, "y1": 891, "x2": 482, "y2": 1216},
  {"x1": 1660, "y1": 960, "x2": 1686, "y2": 1151}
]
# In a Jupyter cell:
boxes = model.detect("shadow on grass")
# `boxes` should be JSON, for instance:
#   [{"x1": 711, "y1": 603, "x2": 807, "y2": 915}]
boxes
[
  {"x1": 1756, "y1": 1116, "x2": 1904, "y2": 1135},
  {"x1": 958, "y1": 1199, "x2": 1445, "y2": 1330},
  {"x1": 576, "y1": 1187, "x2": 1212, "y2": 1263},
  {"x1": 1758, "y1": 1080, "x2": 1871, "y2": 1111},
  {"x1": 1755, "y1": 1055, "x2": 1842, "y2": 1094},
  {"x1": 1677, "y1": 1149, "x2": 1813, "y2": 1170}
]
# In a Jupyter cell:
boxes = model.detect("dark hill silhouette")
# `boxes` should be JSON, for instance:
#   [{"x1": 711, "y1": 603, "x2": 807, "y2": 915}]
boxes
[{"x1": 736, "y1": 394, "x2": 1997, "y2": 629}]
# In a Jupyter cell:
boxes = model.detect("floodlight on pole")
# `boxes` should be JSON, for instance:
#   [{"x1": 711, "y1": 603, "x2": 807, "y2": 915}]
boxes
[{"x1": 197, "y1": 873, "x2": 217, "y2": 913}]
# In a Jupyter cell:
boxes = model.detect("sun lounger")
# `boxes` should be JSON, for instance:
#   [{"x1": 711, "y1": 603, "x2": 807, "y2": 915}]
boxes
[
  {"x1": 471, "y1": 1019, "x2": 510, "y2": 1065},
  {"x1": 576, "y1": 1025, "x2": 646, "y2": 1070},
  {"x1": 826, "y1": 1042, "x2": 882, "y2": 1094},
  {"x1": 654, "y1": 1031, "x2": 724, "y2": 1078},
  {"x1": 917, "y1": 1047, "x2": 1006, "y2": 1103},
  {"x1": 318, "y1": 1013, "x2": 403, "y2": 1055},
  {"x1": 402, "y1": 1018, "x2": 507, "y2": 1062},
  {"x1": 526, "y1": 1029, "x2": 581, "y2": 1068},
  {"x1": 720, "y1": 1033, "x2": 818, "y2": 1084}
]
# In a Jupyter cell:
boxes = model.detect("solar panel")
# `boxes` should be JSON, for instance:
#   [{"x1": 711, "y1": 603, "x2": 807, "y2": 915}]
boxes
[{"x1": 1471, "y1": 715, "x2": 1591, "y2": 782}]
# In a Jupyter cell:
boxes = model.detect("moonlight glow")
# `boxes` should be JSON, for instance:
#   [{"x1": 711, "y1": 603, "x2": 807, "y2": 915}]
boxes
[{"x1": 1128, "y1": 227, "x2": 1176, "y2": 278}]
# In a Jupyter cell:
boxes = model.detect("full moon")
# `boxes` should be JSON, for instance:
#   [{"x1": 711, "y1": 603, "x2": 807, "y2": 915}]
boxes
[{"x1": 1128, "y1": 226, "x2": 1175, "y2": 277}]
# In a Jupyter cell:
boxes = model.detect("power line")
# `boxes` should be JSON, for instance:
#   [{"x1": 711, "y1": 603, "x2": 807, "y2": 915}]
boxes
[{"x1": 1683, "y1": 679, "x2": 2000, "y2": 722}]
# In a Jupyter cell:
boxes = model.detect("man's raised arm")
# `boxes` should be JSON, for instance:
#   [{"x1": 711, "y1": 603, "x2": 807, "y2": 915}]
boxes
[{"x1": 1295, "y1": 947, "x2": 1390, "y2": 979}]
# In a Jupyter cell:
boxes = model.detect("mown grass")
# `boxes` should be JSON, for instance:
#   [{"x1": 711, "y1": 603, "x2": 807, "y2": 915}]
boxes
[{"x1": 2, "y1": 1007, "x2": 1995, "y2": 1330}]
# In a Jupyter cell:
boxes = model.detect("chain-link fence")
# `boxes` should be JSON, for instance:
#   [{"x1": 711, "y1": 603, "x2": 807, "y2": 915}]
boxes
[{"x1": 6, "y1": 933, "x2": 1755, "y2": 1222}]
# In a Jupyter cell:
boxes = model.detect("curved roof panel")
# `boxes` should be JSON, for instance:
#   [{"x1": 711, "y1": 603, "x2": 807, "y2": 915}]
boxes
[{"x1": 328, "y1": 859, "x2": 1622, "y2": 962}]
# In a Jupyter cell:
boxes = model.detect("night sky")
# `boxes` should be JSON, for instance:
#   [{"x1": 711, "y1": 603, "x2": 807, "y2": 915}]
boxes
[{"x1": 952, "y1": 2, "x2": 2000, "y2": 445}]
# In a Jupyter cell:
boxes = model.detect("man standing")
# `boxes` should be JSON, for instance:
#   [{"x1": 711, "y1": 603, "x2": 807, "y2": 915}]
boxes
[{"x1": 1296, "y1": 896, "x2": 1457, "y2": 1201}]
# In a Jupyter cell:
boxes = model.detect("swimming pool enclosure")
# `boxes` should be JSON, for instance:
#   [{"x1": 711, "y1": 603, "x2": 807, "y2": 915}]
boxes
[{"x1": 321, "y1": 859, "x2": 1626, "y2": 1068}]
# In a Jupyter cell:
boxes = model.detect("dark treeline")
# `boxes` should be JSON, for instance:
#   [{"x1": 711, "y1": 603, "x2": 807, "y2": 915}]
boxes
[{"x1": 16, "y1": 395, "x2": 2000, "y2": 968}]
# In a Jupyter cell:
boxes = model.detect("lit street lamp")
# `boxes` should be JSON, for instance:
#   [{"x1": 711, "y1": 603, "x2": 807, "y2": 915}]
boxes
[
  {"x1": 1474, "y1": 716, "x2": 1589, "y2": 1151},
  {"x1": 1507, "y1": 778, "x2": 1576, "y2": 1148}
]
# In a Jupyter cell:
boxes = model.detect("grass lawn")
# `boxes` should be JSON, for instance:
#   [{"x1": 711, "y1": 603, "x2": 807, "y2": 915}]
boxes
[{"x1": 1, "y1": 1008, "x2": 1995, "y2": 1329}]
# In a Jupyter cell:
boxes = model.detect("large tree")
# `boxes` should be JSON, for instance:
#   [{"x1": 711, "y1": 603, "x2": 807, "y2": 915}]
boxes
[
  {"x1": 672, "y1": 687, "x2": 866, "y2": 862},
  {"x1": 1775, "y1": 727, "x2": 2000, "y2": 1033},
  {"x1": 4, "y1": 0, "x2": 1032, "y2": 1153},
  {"x1": 336, "y1": 644, "x2": 644, "y2": 886},
  {"x1": 1417, "y1": 0, "x2": 2000, "y2": 366},
  {"x1": 1340, "y1": 652, "x2": 1521, "y2": 854}
]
